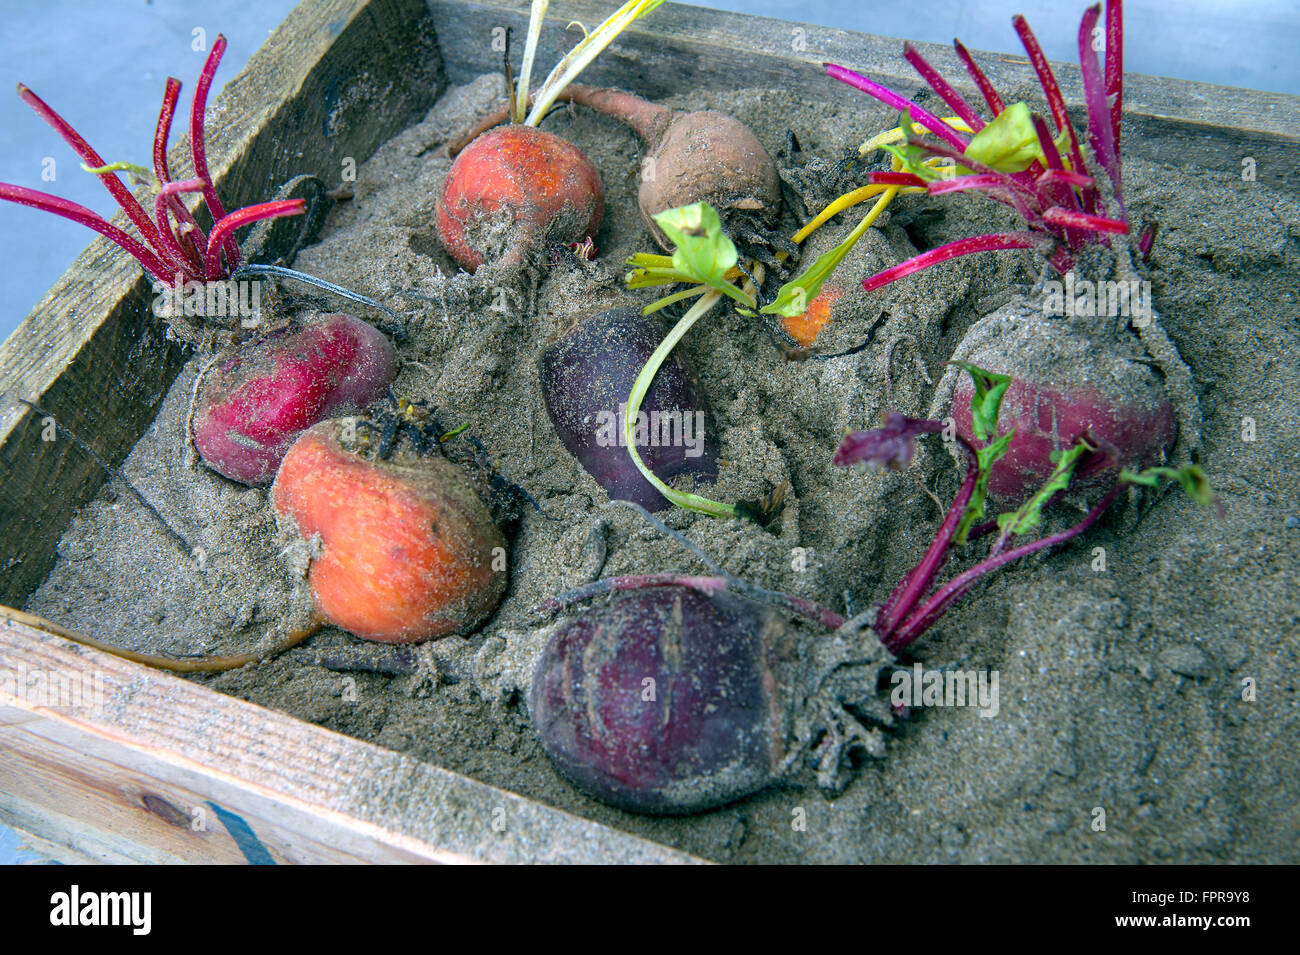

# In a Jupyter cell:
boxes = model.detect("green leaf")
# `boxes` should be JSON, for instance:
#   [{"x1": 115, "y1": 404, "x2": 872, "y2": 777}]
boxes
[
  {"x1": 649, "y1": 203, "x2": 755, "y2": 308},
  {"x1": 1120, "y1": 464, "x2": 1215, "y2": 507},
  {"x1": 962, "y1": 102, "x2": 1073, "y2": 174},
  {"x1": 951, "y1": 361, "x2": 1011, "y2": 443},
  {"x1": 996, "y1": 441, "x2": 1090, "y2": 537},
  {"x1": 956, "y1": 431, "x2": 1012, "y2": 544},
  {"x1": 653, "y1": 203, "x2": 737, "y2": 285},
  {"x1": 760, "y1": 184, "x2": 900, "y2": 318},
  {"x1": 762, "y1": 241, "x2": 846, "y2": 317}
]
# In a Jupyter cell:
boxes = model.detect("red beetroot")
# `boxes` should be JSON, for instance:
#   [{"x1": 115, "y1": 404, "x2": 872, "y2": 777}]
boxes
[
  {"x1": 272, "y1": 418, "x2": 507, "y2": 643},
  {"x1": 946, "y1": 301, "x2": 1176, "y2": 502},
  {"x1": 435, "y1": 125, "x2": 603, "y2": 272},
  {"x1": 193, "y1": 312, "x2": 397, "y2": 485}
]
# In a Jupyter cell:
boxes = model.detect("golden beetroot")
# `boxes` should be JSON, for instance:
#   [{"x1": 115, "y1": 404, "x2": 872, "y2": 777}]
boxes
[{"x1": 272, "y1": 418, "x2": 507, "y2": 643}]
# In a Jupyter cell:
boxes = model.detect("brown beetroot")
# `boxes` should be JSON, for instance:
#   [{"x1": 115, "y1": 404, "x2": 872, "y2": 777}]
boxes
[{"x1": 557, "y1": 86, "x2": 781, "y2": 249}]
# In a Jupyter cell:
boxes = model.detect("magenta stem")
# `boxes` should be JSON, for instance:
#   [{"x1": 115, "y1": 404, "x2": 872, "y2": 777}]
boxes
[
  {"x1": 203, "y1": 199, "x2": 305, "y2": 279},
  {"x1": 0, "y1": 183, "x2": 174, "y2": 283},
  {"x1": 886, "y1": 483, "x2": 1123, "y2": 652},
  {"x1": 863, "y1": 232, "x2": 1046, "y2": 293},
  {"x1": 826, "y1": 63, "x2": 969, "y2": 151},
  {"x1": 1011, "y1": 14, "x2": 1094, "y2": 212},
  {"x1": 190, "y1": 34, "x2": 239, "y2": 270},
  {"x1": 903, "y1": 42, "x2": 986, "y2": 130},
  {"x1": 1078, "y1": 4, "x2": 1124, "y2": 215},
  {"x1": 154, "y1": 179, "x2": 208, "y2": 280},
  {"x1": 953, "y1": 39, "x2": 1006, "y2": 116},
  {"x1": 1042, "y1": 206, "x2": 1127, "y2": 234},
  {"x1": 1105, "y1": 0, "x2": 1124, "y2": 150},
  {"x1": 153, "y1": 76, "x2": 207, "y2": 267},
  {"x1": 870, "y1": 171, "x2": 929, "y2": 187},
  {"x1": 875, "y1": 441, "x2": 979, "y2": 639},
  {"x1": 17, "y1": 83, "x2": 171, "y2": 263}
]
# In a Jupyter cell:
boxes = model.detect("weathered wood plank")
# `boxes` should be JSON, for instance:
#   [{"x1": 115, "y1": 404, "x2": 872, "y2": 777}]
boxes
[
  {"x1": 0, "y1": 610, "x2": 704, "y2": 864},
  {"x1": 0, "y1": 0, "x2": 445, "y2": 606},
  {"x1": 427, "y1": 0, "x2": 1299, "y2": 189}
]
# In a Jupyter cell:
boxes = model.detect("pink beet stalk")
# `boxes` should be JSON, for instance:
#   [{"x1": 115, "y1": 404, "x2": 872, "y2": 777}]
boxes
[
  {"x1": 862, "y1": 233, "x2": 1046, "y2": 292},
  {"x1": 953, "y1": 38, "x2": 1006, "y2": 116},
  {"x1": 15, "y1": 83, "x2": 172, "y2": 264},
  {"x1": 826, "y1": 63, "x2": 970, "y2": 151},
  {"x1": 1077, "y1": 4, "x2": 1124, "y2": 213},
  {"x1": 902, "y1": 42, "x2": 986, "y2": 130},
  {"x1": 886, "y1": 483, "x2": 1123, "y2": 651},
  {"x1": 1, "y1": 33, "x2": 305, "y2": 289},
  {"x1": 0, "y1": 183, "x2": 174, "y2": 282},
  {"x1": 843, "y1": 1, "x2": 1130, "y2": 297},
  {"x1": 191, "y1": 34, "x2": 240, "y2": 270},
  {"x1": 1105, "y1": 0, "x2": 1124, "y2": 148},
  {"x1": 155, "y1": 179, "x2": 208, "y2": 279},
  {"x1": 204, "y1": 200, "x2": 306, "y2": 279}
]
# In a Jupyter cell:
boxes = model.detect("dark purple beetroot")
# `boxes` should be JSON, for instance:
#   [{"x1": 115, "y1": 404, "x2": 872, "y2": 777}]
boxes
[
  {"x1": 193, "y1": 312, "x2": 398, "y2": 485},
  {"x1": 539, "y1": 306, "x2": 718, "y2": 510},
  {"x1": 529, "y1": 585, "x2": 811, "y2": 814}
]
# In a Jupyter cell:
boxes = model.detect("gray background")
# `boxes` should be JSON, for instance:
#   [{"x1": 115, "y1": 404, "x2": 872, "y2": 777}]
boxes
[{"x1": 0, "y1": 0, "x2": 1296, "y2": 862}]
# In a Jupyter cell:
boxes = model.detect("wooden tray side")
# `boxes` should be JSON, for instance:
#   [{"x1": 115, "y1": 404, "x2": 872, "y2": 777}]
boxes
[{"x1": 0, "y1": 611, "x2": 701, "y2": 863}]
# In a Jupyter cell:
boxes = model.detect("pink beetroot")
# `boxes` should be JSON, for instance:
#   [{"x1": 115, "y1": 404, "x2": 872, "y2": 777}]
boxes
[{"x1": 193, "y1": 312, "x2": 397, "y2": 485}]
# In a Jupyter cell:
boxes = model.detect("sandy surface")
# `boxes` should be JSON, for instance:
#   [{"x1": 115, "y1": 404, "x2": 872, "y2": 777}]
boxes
[{"x1": 29, "y1": 73, "x2": 1300, "y2": 863}]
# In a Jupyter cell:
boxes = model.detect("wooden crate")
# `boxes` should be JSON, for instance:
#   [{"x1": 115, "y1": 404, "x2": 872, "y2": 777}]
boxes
[{"x1": 1, "y1": 0, "x2": 1296, "y2": 863}]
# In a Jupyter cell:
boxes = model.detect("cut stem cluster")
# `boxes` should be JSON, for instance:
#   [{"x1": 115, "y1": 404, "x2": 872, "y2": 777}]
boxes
[{"x1": 1, "y1": 35, "x2": 303, "y2": 287}]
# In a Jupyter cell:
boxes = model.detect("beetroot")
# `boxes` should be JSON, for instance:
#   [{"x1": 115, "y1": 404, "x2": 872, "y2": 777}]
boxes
[
  {"x1": 943, "y1": 300, "x2": 1176, "y2": 503},
  {"x1": 435, "y1": 125, "x2": 603, "y2": 272},
  {"x1": 530, "y1": 585, "x2": 819, "y2": 813},
  {"x1": 539, "y1": 306, "x2": 717, "y2": 510},
  {"x1": 528, "y1": 363, "x2": 1214, "y2": 814},
  {"x1": 273, "y1": 417, "x2": 507, "y2": 643},
  {"x1": 193, "y1": 312, "x2": 397, "y2": 485},
  {"x1": 435, "y1": 0, "x2": 663, "y2": 271},
  {"x1": 545, "y1": 86, "x2": 781, "y2": 252}
]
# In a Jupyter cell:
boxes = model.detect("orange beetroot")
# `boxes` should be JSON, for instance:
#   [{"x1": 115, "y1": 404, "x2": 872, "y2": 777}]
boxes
[
  {"x1": 272, "y1": 419, "x2": 507, "y2": 643},
  {"x1": 435, "y1": 125, "x2": 603, "y2": 272}
]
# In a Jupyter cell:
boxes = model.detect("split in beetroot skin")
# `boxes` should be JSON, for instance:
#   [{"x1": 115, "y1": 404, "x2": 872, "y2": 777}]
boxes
[{"x1": 193, "y1": 312, "x2": 397, "y2": 485}]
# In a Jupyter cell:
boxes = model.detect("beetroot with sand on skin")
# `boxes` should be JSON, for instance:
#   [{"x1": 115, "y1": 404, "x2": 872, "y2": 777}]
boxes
[
  {"x1": 436, "y1": 1, "x2": 664, "y2": 271},
  {"x1": 539, "y1": 306, "x2": 718, "y2": 510},
  {"x1": 193, "y1": 312, "x2": 397, "y2": 485}
]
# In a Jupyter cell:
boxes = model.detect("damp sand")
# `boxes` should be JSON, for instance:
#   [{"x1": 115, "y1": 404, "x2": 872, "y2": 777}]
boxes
[{"x1": 29, "y1": 73, "x2": 1300, "y2": 863}]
